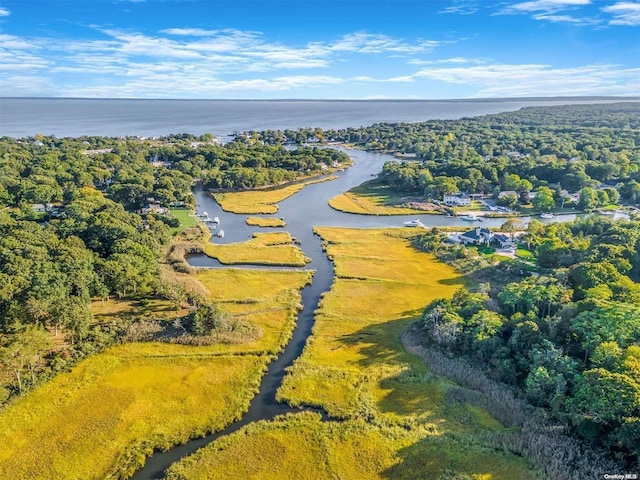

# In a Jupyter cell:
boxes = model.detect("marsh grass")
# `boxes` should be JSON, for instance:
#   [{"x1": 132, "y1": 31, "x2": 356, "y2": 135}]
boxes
[
  {"x1": 213, "y1": 176, "x2": 336, "y2": 214},
  {"x1": 246, "y1": 216, "x2": 286, "y2": 227},
  {"x1": 0, "y1": 264, "x2": 312, "y2": 479},
  {"x1": 328, "y1": 180, "x2": 436, "y2": 215},
  {"x1": 202, "y1": 232, "x2": 310, "y2": 266},
  {"x1": 166, "y1": 409, "x2": 539, "y2": 480},
  {"x1": 0, "y1": 346, "x2": 267, "y2": 480},
  {"x1": 266, "y1": 228, "x2": 539, "y2": 478}
]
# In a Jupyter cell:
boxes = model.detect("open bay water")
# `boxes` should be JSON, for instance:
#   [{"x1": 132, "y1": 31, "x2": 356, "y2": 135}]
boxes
[{"x1": 0, "y1": 97, "x2": 632, "y2": 139}]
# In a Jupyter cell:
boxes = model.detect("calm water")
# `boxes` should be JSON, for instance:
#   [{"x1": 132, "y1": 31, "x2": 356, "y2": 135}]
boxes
[{"x1": 0, "y1": 97, "x2": 628, "y2": 139}]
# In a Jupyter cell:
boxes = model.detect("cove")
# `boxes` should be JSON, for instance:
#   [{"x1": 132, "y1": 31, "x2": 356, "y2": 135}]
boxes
[{"x1": 131, "y1": 147, "x2": 574, "y2": 479}]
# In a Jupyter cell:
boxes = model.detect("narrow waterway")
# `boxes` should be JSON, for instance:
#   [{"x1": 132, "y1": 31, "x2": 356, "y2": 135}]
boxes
[{"x1": 131, "y1": 147, "x2": 601, "y2": 479}]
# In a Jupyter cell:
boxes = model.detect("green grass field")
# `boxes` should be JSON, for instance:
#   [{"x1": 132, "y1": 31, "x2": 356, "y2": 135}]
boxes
[
  {"x1": 166, "y1": 228, "x2": 540, "y2": 479},
  {"x1": 203, "y1": 232, "x2": 309, "y2": 266},
  {"x1": 328, "y1": 180, "x2": 435, "y2": 216},
  {"x1": 213, "y1": 176, "x2": 336, "y2": 214},
  {"x1": 169, "y1": 208, "x2": 198, "y2": 236},
  {"x1": 246, "y1": 216, "x2": 287, "y2": 227},
  {"x1": 0, "y1": 261, "x2": 312, "y2": 479}
]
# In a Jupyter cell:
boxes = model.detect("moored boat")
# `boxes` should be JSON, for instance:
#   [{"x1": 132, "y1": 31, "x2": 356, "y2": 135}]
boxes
[{"x1": 403, "y1": 219, "x2": 425, "y2": 228}]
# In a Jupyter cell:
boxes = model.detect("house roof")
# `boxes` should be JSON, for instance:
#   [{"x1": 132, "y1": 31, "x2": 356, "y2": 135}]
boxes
[
  {"x1": 461, "y1": 227, "x2": 492, "y2": 240},
  {"x1": 493, "y1": 234, "x2": 510, "y2": 242}
]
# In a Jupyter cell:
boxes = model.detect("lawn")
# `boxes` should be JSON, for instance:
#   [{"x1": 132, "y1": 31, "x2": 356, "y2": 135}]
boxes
[
  {"x1": 0, "y1": 264, "x2": 312, "y2": 479},
  {"x1": 328, "y1": 180, "x2": 434, "y2": 215},
  {"x1": 213, "y1": 176, "x2": 336, "y2": 214},
  {"x1": 168, "y1": 208, "x2": 198, "y2": 236},
  {"x1": 246, "y1": 216, "x2": 286, "y2": 227},
  {"x1": 166, "y1": 227, "x2": 540, "y2": 480},
  {"x1": 516, "y1": 246, "x2": 536, "y2": 261},
  {"x1": 202, "y1": 232, "x2": 310, "y2": 266}
]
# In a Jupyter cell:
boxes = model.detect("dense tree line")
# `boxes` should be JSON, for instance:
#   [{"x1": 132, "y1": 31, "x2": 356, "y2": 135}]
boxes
[
  {"x1": 417, "y1": 216, "x2": 640, "y2": 466},
  {"x1": 245, "y1": 103, "x2": 640, "y2": 205}
]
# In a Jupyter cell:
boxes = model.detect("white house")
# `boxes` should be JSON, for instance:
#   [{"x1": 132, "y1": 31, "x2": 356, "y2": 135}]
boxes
[
  {"x1": 32, "y1": 203, "x2": 53, "y2": 213},
  {"x1": 443, "y1": 194, "x2": 471, "y2": 207}
]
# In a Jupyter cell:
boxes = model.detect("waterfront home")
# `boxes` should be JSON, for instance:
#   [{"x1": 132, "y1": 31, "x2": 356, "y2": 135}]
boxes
[
  {"x1": 443, "y1": 193, "x2": 471, "y2": 207},
  {"x1": 460, "y1": 227, "x2": 493, "y2": 245}
]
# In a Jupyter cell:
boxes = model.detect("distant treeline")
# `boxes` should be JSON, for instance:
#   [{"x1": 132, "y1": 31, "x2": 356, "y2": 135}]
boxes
[{"x1": 242, "y1": 102, "x2": 640, "y2": 206}]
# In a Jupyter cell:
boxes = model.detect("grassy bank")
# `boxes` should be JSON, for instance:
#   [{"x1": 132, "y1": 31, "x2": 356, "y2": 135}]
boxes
[
  {"x1": 166, "y1": 412, "x2": 537, "y2": 480},
  {"x1": 213, "y1": 176, "x2": 336, "y2": 214},
  {"x1": 167, "y1": 228, "x2": 540, "y2": 479},
  {"x1": 246, "y1": 216, "x2": 286, "y2": 227},
  {"x1": 202, "y1": 232, "x2": 309, "y2": 266},
  {"x1": 0, "y1": 264, "x2": 312, "y2": 479},
  {"x1": 328, "y1": 180, "x2": 435, "y2": 215}
]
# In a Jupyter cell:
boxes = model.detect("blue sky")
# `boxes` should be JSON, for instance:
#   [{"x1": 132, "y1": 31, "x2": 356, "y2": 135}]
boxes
[{"x1": 0, "y1": 0, "x2": 638, "y2": 98}]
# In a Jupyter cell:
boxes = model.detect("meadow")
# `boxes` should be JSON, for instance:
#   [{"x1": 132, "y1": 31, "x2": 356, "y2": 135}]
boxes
[
  {"x1": 245, "y1": 216, "x2": 286, "y2": 227},
  {"x1": 213, "y1": 176, "x2": 336, "y2": 214},
  {"x1": 202, "y1": 232, "x2": 309, "y2": 266},
  {"x1": 328, "y1": 180, "x2": 434, "y2": 215},
  {"x1": 0, "y1": 252, "x2": 312, "y2": 478},
  {"x1": 167, "y1": 228, "x2": 541, "y2": 479}
]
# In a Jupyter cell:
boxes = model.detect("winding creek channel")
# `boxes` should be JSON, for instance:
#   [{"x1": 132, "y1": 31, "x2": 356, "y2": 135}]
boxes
[{"x1": 131, "y1": 147, "x2": 616, "y2": 479}]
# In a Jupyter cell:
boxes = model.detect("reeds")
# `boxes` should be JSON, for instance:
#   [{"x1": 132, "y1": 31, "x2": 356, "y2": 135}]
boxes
[{"x1": 402, "y1": 326, "x2": 623, "y2": 479}]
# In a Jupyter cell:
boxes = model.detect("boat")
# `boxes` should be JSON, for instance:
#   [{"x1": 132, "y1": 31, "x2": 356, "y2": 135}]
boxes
[
  {"x1": 212, "y1": 216, "x2": 220, "y2": 223},
  {"x1": 403, "y1": 219, "x2": 425, "y2": 228},
  {"x1": 598, "y1": 210, "x2": 615, "y2": 216},
  {"x1": 196, "y1": 212, "x2": 208, "y2": 218},
  {"x1": 216, "y1": 230, "x2": 224, "y2": 238},
  {"x1": 461, "y1": 215, "x2": 482, "y2": 221},
  {"x1": 540, "y1": 213, "x2": 555, "y2": 219}
]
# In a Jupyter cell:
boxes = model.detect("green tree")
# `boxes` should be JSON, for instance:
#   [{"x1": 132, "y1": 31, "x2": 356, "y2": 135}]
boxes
[
  {"x1": 533, "y1": 186, "x2": 556, "y2": 212},
  {"x1": 577, "y1": 187, "x2": 598, "y2": 211}
]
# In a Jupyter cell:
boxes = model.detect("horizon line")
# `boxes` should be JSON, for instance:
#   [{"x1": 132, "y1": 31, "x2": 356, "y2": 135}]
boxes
[{"x1": 2, "y1": 95, "x2": 639, "y2": 102}]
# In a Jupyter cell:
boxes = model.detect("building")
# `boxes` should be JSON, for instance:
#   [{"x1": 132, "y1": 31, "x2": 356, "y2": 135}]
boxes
[
  {"x1": 443, "y1": 193, "x2": 471, "y2": 207},
  {"x1": 139, "y1": 204, "x2": 168, "y2": 215},
  {"x1": 493, "y1": 233, "x2": 514, "y2": 249},
  {"x1": 460, "y1": 227, "x2": 493, "y2": 245},
  {"x1": 32, "y1": 203, "x2": 53, "y2": 213},
  {"x1": 498, "y1": 190, "x2": 518, "y2": 200}
]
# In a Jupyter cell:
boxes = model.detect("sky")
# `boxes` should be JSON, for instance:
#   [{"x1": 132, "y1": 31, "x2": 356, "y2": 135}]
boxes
[{"x1": 0, "y1": 0, "x2": 638, "y2": 99}]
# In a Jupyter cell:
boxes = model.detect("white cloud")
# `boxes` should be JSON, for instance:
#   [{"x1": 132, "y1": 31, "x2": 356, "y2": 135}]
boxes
[
  {"x1": 66, "y1": 74, "x2": 343, "y2": 98},
  {"x1": 330, "y1": 33, "x2": 440, "y2": 54},
  {"x1": 439, "y1": 1, "x2": 480, "y2": 15},
  {"x1": 160, "y1": 28, "x2": 220, "y2": 36},
  {"x1": 0, "y1": 7, "x2": 10, "y2": 17},
  {"x1": 532, "y1": 13, "x2": 597, "y2": 23},
  {"x1": 408, "y1": 57, "x2": 486, "y2": 65},
  {"x1": 498, "y1": 0, "x2": 590, "y2": 15},
  {"x1": 603, "y1": 2, "x2": 640, "y2": 25},
  {"x1": 389, "y1": 63, "x2": 640, "y2": 97}
]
